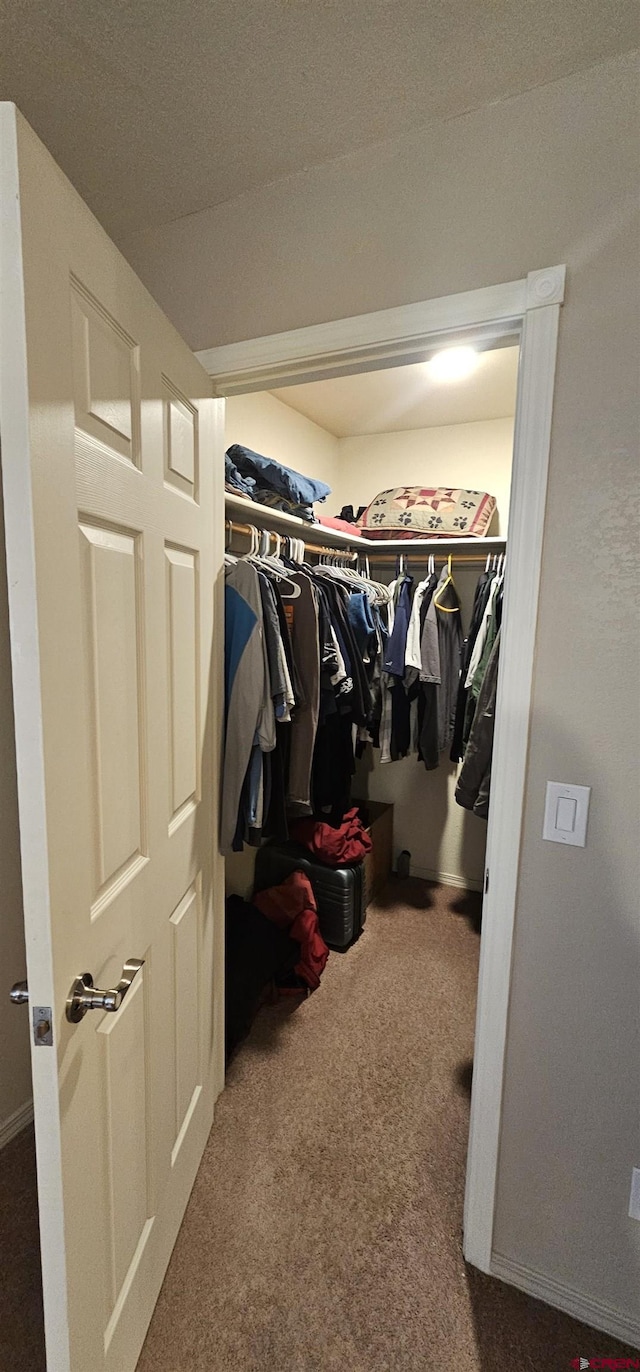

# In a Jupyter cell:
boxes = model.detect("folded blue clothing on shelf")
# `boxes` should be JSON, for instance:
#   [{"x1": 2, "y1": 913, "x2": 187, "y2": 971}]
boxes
[
  {"x1": 225, "y1": 452, "x2": 256, "y2": 497},
  {"x1": 226, "y1": 443, "x2": 331, "y2": 508},
  {"x1": 251, "y1": 487, "x2": 317, "y2": 522}
]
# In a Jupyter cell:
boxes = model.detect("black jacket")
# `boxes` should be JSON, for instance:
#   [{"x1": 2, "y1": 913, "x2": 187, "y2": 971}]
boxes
[{"x1": 455, "y1": 629, "x2": 501, "y2": 819}]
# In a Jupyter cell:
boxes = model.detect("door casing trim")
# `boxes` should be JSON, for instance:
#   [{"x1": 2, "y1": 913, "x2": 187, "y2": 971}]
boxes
[{"x1": 198, "y1": 263, "x2": 565, "y2": 1273}]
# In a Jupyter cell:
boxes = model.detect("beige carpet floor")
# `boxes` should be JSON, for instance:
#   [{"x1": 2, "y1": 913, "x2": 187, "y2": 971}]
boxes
[
  {"x1": 0, "y1": 1124, "x2": 46, "y2": 1372},
  {"x1": 137, "y1": 879, "x2": 636, "y2": 1372}
]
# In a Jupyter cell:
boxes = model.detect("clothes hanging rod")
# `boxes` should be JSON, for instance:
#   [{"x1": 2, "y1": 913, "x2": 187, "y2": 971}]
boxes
[
  {"x1": 226, "y1": 518, "x2": 503, "y2": 565},
  {"x1": 365, "y1": 550, "x2": 504, "y2": 565},
  {"x1": 225, "y1": 518, "x2": 358, "y2": 561}
]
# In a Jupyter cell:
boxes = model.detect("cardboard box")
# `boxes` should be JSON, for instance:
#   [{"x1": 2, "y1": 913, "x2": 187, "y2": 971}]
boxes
[{"x1": 355, "y1": 799, "x2": 394, "y2": 908}]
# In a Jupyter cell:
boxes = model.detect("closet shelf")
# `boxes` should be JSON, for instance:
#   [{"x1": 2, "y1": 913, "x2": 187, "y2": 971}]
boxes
[
  {"x1": 224, "y1": 493, "x2": 507, "y2": 555},
  {"x1": 224, "y1": 492, "x2": 366, "y2": 548}
]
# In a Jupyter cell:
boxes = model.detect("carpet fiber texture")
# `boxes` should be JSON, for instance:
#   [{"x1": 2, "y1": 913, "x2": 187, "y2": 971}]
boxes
[
  {"x1": 0, "y1": 1124, "x2": 46, "y2": 1372},
  {"x1": 137, "y1": 879, "x2": 635, "y2": 1372}
]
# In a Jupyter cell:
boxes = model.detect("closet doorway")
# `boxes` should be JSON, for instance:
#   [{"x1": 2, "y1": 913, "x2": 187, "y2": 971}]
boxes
[
  {"x1": 223, "y1": 346, "x2": 515, "y2": 903},
  {"x1": 199, "y1": 266, "x2": 565, "y2": 1273}
]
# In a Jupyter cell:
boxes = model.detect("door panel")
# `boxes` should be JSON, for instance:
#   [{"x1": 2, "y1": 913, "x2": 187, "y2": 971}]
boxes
[
  {"x1": 163, "y1": 378, "x2": 198, "y2": 497},
  {"x1": 71, "y1": 278, "x2": 142, "y2": 465},
  {"x1": 80, "y1": 521, "x2": 146, "y2": 894},
  {"x1": 99, "y1": 971, "x2": 151, "y2": 1305},
  {"x1": 170, "y1": 883, "x2": 201, "y2": 1151},
  {"x1": 0, "y1": 106, "x2": 225, "y2": 1372},
  {"x1": 165, "y1": 544, "x2": 198, "y2": 821}
]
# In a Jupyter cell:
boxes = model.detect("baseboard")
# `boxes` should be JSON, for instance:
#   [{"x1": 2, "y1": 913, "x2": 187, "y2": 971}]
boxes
[
  {"x1": 0, "y1": 1098, "x2": 34, "y2": 1150},
  {"x1": 409, "y1": 863, "x2": 483, "y2": 893},
  {"x1": 491, "y1": 1251, "x2": 640, "y2": 1351}
]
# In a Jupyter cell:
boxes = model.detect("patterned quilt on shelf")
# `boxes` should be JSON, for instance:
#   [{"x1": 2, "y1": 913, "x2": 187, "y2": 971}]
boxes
[{"x1": 358, "y1": 486, "x2": 497, "y2": 539}]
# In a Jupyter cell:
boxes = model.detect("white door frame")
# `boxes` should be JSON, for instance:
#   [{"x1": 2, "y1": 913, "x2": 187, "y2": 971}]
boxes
[{"x1": 197, "y1": 263, "x2": 565, "y2": 1271}]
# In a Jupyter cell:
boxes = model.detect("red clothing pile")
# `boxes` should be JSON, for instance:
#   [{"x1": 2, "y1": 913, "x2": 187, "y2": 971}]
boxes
[
  {"x1": 253, "y1": 871, "x2": 329, "y2": 991},
  {"x1": 291, "y1": 807, "x2": 372, "y2": 866}
]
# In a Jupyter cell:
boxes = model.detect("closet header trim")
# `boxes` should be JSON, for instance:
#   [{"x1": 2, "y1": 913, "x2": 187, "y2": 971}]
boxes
[{"x1": 198, "y1": 267, "x2": 565, "y2": 391}]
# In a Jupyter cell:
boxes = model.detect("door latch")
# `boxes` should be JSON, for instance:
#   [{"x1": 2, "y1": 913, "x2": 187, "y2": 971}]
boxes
[{"x1": 32, "y1": 1007, "x2": 53, "y2": 1046}]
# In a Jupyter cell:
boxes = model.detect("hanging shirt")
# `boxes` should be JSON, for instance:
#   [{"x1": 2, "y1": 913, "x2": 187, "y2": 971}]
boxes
[
  {"x1": 419, "y1": 566, "x2": 447, "y2": 683},
  {"x1": 417, "y1": 567, "x2": 446, "y2": 770},
  {"x1": 378, "y1": 581, "x2": 397, "y2": 764},
  {"x1": 433, "y1": 574, "x2": 463, "y2": 754},
  {"x1": 284, "y1": 572, "x2": 320, "y2": 814},
  {"x1": 450, "y1": 569, "x2": 494, "y2": 764},
  {"x1": 258, "y1": 573, "x2": 290, "y2": 718},
  {"x1": 347, "y1": 590, "x2": 377, "y2": 662},
  {"x1": 465, "y1": 573, "x2": 502, "y2": 689},
  {"x1": 456, "y1": 629, "x2": 501, "y2": 818},
  {"x1": 405, "y1": 574, "x2": 437, "y2": 671},
  {"x1": 463, "y1": 579, "x2": 503, "y2": 748},
  {"x1": 383, "y1": 576, "x2": 413, "y2": 676},
  {"x1": 221, "y1": 560, "x2": 269, "y2": 854},
  {"x1": 418, "y1": 566, "x2": 462, "y2": 767}
]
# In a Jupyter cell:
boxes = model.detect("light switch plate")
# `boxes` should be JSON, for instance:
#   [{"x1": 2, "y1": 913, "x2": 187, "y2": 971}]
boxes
[
  {"x1": 629, "y1": 1167, "x2": 640, "y2": 1221},
  {"x1": 543, "y1": 781, "x2": 590, "y2": 847}
]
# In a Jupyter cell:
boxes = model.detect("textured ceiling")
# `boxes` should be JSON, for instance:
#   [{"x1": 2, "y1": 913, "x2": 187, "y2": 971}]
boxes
[
  {"x1": 271, "y1": 346, "x2": 520, "y2": 437},
  {"x1": 1, "y1": 1, "x2": 637, "y2": 238}
]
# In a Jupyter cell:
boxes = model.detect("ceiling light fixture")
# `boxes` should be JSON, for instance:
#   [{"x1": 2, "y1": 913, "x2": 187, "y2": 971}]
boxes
[{"x1": 426, "y1": 345, "x2": 479, "y2": 382}]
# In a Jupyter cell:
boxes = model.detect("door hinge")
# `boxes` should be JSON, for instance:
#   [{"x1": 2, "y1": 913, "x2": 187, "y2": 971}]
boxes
[
  {"x1": 32, "y1": 1007, "x2": 53, "y2": 1046},
  {"x1": 484, "y1": 867, "x2": 489, "y2": 894}
]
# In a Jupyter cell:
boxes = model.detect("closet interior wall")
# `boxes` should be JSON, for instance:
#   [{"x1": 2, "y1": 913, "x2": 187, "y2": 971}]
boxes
[{"x1": 224, "y1": 364, "x2": 516, "y2": 897}]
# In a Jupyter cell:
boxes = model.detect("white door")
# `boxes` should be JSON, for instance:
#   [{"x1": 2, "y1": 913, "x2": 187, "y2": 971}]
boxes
[{"x1": 0, "y1": 105, "x2": 225, "y2": 1371}]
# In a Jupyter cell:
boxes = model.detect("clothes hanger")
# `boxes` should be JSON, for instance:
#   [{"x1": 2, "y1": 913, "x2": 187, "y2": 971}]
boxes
[
  {"x1": 316, "y1": 546, "x2": 389, "y2": 602},
  {"x1": 224, "y1": 520, "x2": 238, "y2": 564},
  {"x1": 246, "y1": 523, "x2": 301, "y2": 595},
  {"x1": 434, "y1": 553, "x2": 459, "y2": 612}
]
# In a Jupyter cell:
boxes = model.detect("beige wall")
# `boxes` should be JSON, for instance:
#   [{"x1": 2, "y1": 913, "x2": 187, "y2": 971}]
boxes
[
  {"x1": 334, "y1": 417, "x2": 514, "y2": 534},
  {"x1": 225, "y1": 389, "x2": 339, "y2": 508},
  {"x1": 123, "y1": 52, "x2": 640, "y2": 1329},
  {"x1": 355, "y1": 748, "x2": 486, "y2": 889},
  {"x1": 0, "y1": 483, "x2": 32, "y2": 1142}
]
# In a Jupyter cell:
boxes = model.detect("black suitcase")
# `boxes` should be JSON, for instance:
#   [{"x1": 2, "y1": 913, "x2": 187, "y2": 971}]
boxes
[{"x1": 254, "y1": 841, "x2": 366, "y2": 950}]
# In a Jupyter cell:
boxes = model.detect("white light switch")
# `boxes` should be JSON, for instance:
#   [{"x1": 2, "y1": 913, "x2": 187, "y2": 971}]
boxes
[
  {"x1": 556, "y1": 795, "x2": 577, "y2": 831},
  {"x1": 629, "y1": 1168, "x2": 640, "y2": 1221},
  {"x1": 543, "y1": 782, "x2": 590, "y2": 847}
]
